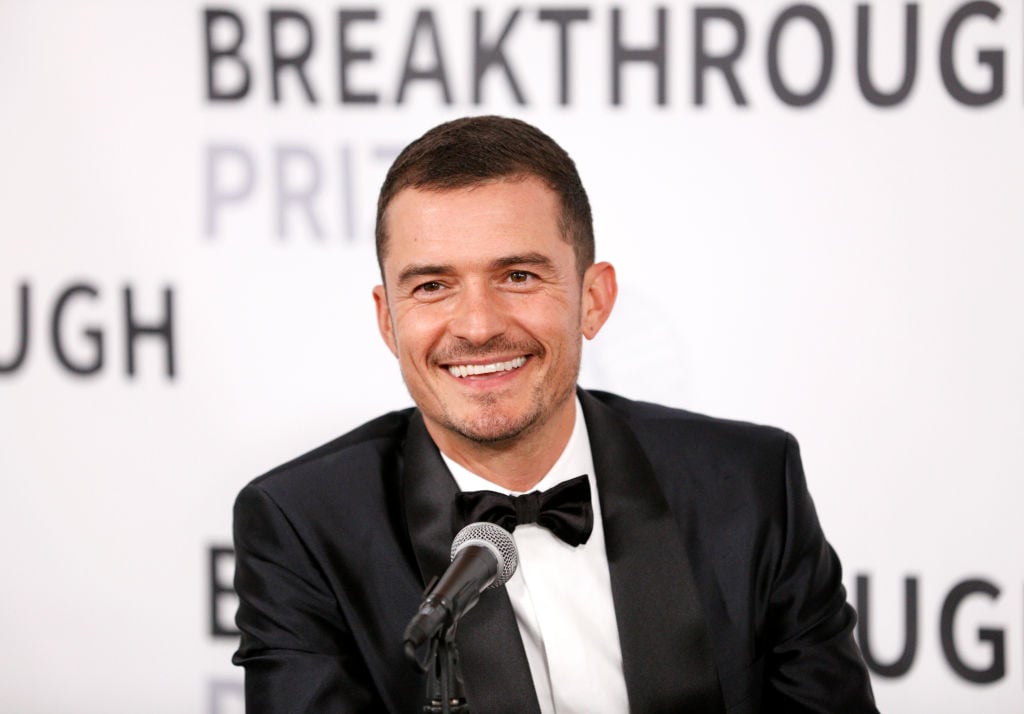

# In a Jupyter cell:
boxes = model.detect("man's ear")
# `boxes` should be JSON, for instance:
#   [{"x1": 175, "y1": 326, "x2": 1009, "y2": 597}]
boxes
[
  {"x1": 372, "y1": 285, "x2": 398, "y2": 356},
  {"x1": 580, "y1": 261, "x2": 618, "y2": 340}
]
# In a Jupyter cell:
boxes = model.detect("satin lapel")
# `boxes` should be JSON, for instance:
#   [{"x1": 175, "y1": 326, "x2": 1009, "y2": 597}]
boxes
[
  {"x1": 580, "y1": 391, "x2": 726, "y2": 713},
  {"x1": 400, "y1": 411, "x2": 540, "y2": 714}
]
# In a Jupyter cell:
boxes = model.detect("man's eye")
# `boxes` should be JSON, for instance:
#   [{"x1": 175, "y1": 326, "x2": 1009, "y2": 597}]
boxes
[
  {"x1": 508, "y1": 271, "x2": 532, "y2": 283},
  {"x1": 415, "y1": 281, "x2": 443, "y2": 294}
]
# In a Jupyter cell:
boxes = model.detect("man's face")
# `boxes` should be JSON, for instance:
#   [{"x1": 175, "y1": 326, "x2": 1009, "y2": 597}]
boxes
[{"x1": 373, "y1": 176, "x2": 614, "y2": 452}]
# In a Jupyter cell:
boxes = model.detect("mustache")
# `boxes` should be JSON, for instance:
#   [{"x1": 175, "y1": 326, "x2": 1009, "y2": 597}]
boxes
[{"x1": 430, "y1": 336, "x2": 542, "y2": 364}]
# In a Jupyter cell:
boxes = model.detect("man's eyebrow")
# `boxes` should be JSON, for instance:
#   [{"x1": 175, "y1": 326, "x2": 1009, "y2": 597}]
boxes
[
  {"x1": 396, "y1": 253, "x2": 556, "y2": 286},
  {"x1": 490, "y1": 253, "x2": 555, "y2": 271},
  {"x1": 396, "y1": 263, "x2": 455, "y2": 287}
]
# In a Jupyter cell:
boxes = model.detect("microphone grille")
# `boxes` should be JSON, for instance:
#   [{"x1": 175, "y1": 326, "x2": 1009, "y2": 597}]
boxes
[{"x1": 451, "y1": 522, "x2": 519, "y2": 588}]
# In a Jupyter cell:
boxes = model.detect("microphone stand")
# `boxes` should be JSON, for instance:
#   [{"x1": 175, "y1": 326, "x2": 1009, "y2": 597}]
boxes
[
  {"x1": 422, "y1": 623, "x2": 469, "y2": 714},
  {"x1": 405, "y1": 524, "x2": 520, "y2": 713}
]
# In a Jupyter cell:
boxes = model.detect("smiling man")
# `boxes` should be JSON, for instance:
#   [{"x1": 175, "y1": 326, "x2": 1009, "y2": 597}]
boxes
[
  {"x1": 372, "y1": 174, "x2": 615, "y2": 491},
  {"x1": 233, "y1": 116, "x2": 878, "y2": 713}
]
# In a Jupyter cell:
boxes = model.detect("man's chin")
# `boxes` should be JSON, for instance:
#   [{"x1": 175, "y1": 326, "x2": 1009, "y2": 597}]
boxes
[{"x1": 444, "y1": 411, "x2": 537, "y2": 446}]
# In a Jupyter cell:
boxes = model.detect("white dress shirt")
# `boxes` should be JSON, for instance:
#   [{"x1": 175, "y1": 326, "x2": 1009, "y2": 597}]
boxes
[{"x1": 443, "y1": 398, "x2": 630, "y2": 713}]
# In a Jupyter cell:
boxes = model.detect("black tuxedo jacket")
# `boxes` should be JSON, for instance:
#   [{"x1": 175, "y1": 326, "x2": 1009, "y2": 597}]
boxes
[{"x1": 233, "y1": 389, "x2": 877, "y2": 713}]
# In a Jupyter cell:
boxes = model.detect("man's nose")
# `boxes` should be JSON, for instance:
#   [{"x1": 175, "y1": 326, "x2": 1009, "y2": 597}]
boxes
[{"x1": 448, "y1": 284, "x2": 508, "y2": 345}]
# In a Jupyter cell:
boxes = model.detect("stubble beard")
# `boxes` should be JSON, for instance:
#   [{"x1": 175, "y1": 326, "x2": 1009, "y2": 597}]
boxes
[
  {"x1": 415, "y1": 334, "x2": 582, "y2": 447},
  {"x1": 439, "y1": 375, "x2": 577, "y2": 446}
]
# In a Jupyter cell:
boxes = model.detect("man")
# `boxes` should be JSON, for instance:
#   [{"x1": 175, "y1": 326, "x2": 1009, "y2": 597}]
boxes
[{"x1": 233, "y1": 116, "x2": 878, "y2": 712}]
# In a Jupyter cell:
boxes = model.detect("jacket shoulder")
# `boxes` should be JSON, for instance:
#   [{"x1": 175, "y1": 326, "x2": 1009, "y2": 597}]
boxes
[{"x1": 586, "y1": 389, "x2": 791, "y2": 454}]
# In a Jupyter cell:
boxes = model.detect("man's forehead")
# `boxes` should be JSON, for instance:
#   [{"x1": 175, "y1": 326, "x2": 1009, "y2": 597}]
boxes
[{"x1": 383, "y1": 179, "x2": 565, "y2": 257}]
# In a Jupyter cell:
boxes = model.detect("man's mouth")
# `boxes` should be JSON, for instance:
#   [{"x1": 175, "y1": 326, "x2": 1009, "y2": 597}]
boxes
[{"x1": 446, "y1": 356, "x2": 527, "y2": 378}]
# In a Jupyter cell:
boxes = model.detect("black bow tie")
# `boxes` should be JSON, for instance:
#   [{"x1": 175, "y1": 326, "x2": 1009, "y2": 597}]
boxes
[{"x1": 456, "y1": 474, "x2": 594, "y2": 547}]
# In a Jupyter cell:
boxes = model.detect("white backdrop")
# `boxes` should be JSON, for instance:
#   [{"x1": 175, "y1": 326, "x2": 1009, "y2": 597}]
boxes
[{"x1": 2, "y1": 1, "x2": 1023, "y2": 712}]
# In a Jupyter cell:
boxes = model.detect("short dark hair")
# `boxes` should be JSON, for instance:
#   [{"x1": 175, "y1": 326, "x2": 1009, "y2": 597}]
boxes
[{"x1": 375, "y1": 116, "x2": 594, "y2": 276}]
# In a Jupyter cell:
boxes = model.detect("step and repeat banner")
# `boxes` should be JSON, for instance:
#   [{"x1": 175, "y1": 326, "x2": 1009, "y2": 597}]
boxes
[{"x1": 2, "y1": 1, "x2": 1022, "y2": 712}]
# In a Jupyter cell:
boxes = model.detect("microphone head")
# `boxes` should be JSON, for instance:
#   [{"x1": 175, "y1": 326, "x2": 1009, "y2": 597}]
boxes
[{"x1": 451, "y1": 522, "x2": 518, "y2": 588}]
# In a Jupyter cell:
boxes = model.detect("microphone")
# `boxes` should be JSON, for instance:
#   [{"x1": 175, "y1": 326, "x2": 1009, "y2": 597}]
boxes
[{"x1": 404, "y1": 522, "x2": 518, "y2": 654}]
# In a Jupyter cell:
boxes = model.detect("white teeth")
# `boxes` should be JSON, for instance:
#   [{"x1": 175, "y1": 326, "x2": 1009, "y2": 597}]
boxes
[{"x1": 447, "y1": 356, "x2": 526, "y2": 378}]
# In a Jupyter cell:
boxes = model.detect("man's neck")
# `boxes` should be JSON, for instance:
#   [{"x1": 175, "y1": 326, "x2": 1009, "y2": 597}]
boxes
[{"x1": 424, "y1": 401, "x2": 576, "y2": 492}]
